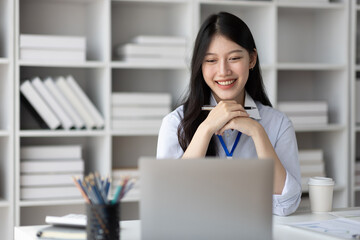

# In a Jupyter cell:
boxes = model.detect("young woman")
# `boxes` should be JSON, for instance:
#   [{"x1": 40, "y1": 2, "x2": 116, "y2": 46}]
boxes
[{"x1": 156, "y1": 12, "x2": 301, "y2": 216}]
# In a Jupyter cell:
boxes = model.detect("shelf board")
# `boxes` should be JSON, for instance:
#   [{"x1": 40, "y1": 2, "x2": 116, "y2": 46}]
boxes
[
  {"x1": 354, "y1": 186, "x2": 360, "y2": 191},
  {"x1": 0, "y1": 58, "x2": 9, "y2": 64},
  {"x1": 112, "y1": 129, "x2": 158, "y2": 136},
  {"x1": 19, "y1": 60, "x2": 105, "y2": 68},
  {"x1": 277, "y1": 2, "x2": 345, "y2": 10},
  {"x1": 19, "y1": 130, "x2": 106, "y2": 137},
  {"x1": 19, "y1": 199, "x2": 84, "y2": 207},
  {"x1": 354, "y1": 125, "x2": 360, "y2": 132},
  {"x1": 121, "y1": 193, "x2": 140, "y2": 203},
  {"x1": 199, "y1": 0, "x2": 272, "y2": 7},
  {"x1": 294, "y1": 124, "x2": 346, "y2": 132},
  {"x1": 277, "y1": 63, "x2": 346, "y2": 71},
  {"x1": 355, "y1": 65, "x2": 360, "y2": 71},
  {"x1": 37, "y1": 0, "x2": 101, "y2": 3},
  {"x1": 0, "y1": 200, "x2": 10, "y2": 208},
  {"x1": 0, "y1": 130, "x2": 10, "y2": 137},
  {"x1": 112, "y1": 0, "x2": 189, "y2": 3},
  {"x1": 260, "y1": 64, "x2": 274, "y2": 71},
  {"x1": 111, "y1": 61, "x2": 187, "y2": 70}
]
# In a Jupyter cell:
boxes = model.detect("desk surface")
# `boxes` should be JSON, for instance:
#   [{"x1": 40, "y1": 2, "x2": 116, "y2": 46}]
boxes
[{"x1": 15, "y1": 208, "x2": 360, "y2": 240}]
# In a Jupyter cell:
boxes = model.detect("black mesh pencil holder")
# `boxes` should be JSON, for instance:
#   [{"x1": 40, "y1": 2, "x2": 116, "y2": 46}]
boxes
[{"x1": 86, "y1": 203, "x2": 120, "y2": 240}]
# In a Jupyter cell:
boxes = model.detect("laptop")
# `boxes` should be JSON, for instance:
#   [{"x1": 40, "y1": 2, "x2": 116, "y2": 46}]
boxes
[{"x1": 139, "y1": 157, "x2": 274, "y2": 240}]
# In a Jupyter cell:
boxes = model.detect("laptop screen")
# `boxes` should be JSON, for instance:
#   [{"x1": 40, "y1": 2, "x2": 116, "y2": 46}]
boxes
[{"x1": 139, "y1": 157, "x2": 273, "y2": 240}]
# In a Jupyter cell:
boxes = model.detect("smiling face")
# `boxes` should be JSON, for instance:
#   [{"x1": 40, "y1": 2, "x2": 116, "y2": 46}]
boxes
[{"x1": 201, "y1": 34, "x2": 257, "y2": 105}]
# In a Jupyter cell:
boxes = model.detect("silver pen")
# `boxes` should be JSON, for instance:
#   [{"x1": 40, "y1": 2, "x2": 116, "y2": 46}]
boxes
[{"x1": 201, "y1": 105, "x2": 257, "y2": 111}]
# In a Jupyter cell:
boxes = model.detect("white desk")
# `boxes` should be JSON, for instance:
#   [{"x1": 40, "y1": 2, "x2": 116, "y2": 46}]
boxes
[{"x1": 14, "y1": 208, "x2": 360, "y2": 240}]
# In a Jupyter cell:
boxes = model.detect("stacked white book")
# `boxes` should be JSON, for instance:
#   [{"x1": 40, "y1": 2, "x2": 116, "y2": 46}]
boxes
[
  {"x1": 20, "y1": 34, "x2": 86, "y2": 62},
  {"x1": 277, "y1": 101, "x2": 328, "y2": 126},
  {"x1": 20, "y1": 145, "x2": 84, "y2": 200},
  {"x1": 278, "y1": 0, "x2": 328, "y2": 3},
  {"x1": 111, "y1": 92, "x2": 171, "y2": 133},
  {"x1": 299, "y1": 149, "x2": 326, "y2": 191},
  {"x1": 356, "y1": 161, "x2": 360, "y2": 186},
  {"x1": 356, "y1": 80, "x2": 360, "y2": 123},
  {"x1": 116, "y1": 35, "x2": 187, "y2": 65},
  {"x1": 111, "y1": 168, "x2": 140, "y2": 201},
  {"x1": 20, "y1": 75, "x2": 104, "y2": 130},
  {"x1": 357, "y1": 32, "x2": 360, "y2": 64}
]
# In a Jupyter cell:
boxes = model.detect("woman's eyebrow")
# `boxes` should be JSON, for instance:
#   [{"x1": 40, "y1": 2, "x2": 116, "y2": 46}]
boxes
[
  {"x1": 228, "y1": 49, "x2": 243, "y2": 54},
  {"x1": 204, "y1": 49, "x2": 244, "y2": 56}
]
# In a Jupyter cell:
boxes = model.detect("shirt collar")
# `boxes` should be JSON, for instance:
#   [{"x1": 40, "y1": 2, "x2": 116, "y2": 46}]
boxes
[{"x1": 210, "y1": 92, "x2": 261, "y2": 120}]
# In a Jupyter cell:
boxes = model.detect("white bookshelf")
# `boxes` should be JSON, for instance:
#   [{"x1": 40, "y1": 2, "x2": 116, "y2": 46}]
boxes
[
  {"x1": 14, "y1": 0, "x2": 111, "y2": 227},
  {"x1": 7, "y1": 0, "x2": 351, "y2": 233},
  {"x1": 350, "y1": 0, "x2": 360, "y2": 207},
  {"x1": 277, "y1": 0, "x2": 349, "y2": 209},
  {"x1": 111, "y1": 61, "x2": 187, "y2": 69},
  {"x1": 0, "y1": 0, "x2": 14, "y2": 238},
  {"x1": 277, "y1": 63, "x2": 347, "y2": 71},
  {"x1": 19, "y1": 130, "x2": 107, "y2": 137},
  {"x1": 19, "y1": 60, "x2": 106, "y2": 68}
]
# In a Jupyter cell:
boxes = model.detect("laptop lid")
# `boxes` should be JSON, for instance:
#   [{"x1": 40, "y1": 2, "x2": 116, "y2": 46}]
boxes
[{"x1": 139, "y1": 157, "x2": 274, "y2": 240}]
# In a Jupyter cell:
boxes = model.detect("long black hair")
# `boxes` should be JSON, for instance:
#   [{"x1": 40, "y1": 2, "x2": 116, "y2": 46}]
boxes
[{"x1": 178, "y1": 12, "x2": 272, "y2": 156}]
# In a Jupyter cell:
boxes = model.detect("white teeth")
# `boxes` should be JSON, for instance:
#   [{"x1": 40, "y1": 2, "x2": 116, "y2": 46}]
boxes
[{"x1": 217, "y1": 80, "x2": 235, "y2": 86}]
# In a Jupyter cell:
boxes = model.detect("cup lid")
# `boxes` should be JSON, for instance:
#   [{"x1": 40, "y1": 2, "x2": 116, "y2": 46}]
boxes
[{"x1": 308, "y1": 177, "x2": 334, "y2": 186}]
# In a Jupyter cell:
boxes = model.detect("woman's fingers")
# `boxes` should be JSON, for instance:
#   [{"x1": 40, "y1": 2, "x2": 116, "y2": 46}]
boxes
[
  {"x1": 217, "y1": 100, "x2": 247, "y2": 112},
  {"x1": 216, "y1": 116, "x2": 254, "y2": 136},
  {"x1": 205, "y1": 101, "x2": 250, "y2": 134}
]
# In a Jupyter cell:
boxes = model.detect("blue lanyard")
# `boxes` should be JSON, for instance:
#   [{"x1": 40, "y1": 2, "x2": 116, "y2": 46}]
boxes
[{"x1": 217, "y1": 132, "x2": 242, "y2": 158}]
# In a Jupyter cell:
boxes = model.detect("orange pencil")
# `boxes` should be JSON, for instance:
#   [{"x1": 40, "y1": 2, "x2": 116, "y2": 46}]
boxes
[{"x1": 72, "y1": 176, "x2": 91, "y2": 204}]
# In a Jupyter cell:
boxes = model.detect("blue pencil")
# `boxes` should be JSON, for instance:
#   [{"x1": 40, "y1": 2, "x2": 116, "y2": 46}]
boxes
[
  {"x1": 98, "y1": 174, "x2": 110, "y2": 204},
  {"x1": 85, "y1": 177, "x2": 99, "y2": 204},
  {"x1": 94, "y1": 172, "x2": 103, "y2": 190},
  {"x1": 104, "y1": 177, "x2": 111, "y2": 200},
  {"x1": 90, "y1": 178, "x2": 105, "y2": 204}
]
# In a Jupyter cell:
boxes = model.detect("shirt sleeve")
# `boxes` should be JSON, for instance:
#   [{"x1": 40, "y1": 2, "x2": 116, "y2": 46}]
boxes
[
  {"x1": 272, "y1": 117, "x2": 302, "y2": 216},
  {"x1": 156, "y1": 111, "x2": 184, "y2": 159}
]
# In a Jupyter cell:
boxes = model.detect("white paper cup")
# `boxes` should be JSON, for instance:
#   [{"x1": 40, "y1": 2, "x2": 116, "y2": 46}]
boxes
[{"x1": 308, "y1": 177, "x2": 334, "y2": 213}]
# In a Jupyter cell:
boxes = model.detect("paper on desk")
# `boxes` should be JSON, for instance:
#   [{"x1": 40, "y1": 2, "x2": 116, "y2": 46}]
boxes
[
  {"x1": 329, "y1": 210, "x2": 360, "y2": 221},
  {"x1": 289, "y1": 218, "x2": 360, "y2": 239}
]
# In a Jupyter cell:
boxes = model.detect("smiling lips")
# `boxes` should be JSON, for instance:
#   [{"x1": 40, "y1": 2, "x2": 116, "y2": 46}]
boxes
[{"x1": 216, "y1": 79, "x2": 237, "y2": 89}]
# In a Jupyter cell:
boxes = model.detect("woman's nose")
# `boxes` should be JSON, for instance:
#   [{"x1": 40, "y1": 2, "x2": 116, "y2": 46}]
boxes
[{"x1": 219, "y1": 60, "x2": 231, "y2": 76}]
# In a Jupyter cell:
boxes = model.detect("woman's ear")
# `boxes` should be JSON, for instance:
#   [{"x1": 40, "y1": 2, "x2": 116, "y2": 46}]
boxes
[{"x1": 249, "y1": 48, "x2": 257, "y2": 69}]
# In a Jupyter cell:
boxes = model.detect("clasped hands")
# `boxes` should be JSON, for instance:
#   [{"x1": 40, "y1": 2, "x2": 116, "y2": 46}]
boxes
[{"x1": 203, "y1": 100, "x2": 260, "y2": 137}]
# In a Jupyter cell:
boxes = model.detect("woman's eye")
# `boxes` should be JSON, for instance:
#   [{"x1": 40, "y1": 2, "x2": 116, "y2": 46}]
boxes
[
  {"x1": 205, "y1": 59, "x2": 216, "y2": 63},
  {"x1": 229, "y1": 57, "x2": 241, "y2": 61}
]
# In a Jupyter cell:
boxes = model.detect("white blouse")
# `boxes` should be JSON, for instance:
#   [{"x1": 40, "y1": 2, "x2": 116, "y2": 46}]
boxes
[{"x1": 156, "y1": 93, "x2": 302, "y2": 216}]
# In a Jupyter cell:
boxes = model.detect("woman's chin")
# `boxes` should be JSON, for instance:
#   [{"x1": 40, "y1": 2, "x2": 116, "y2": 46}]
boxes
[
  {"x1": 216, "y1": 93, "x2": 237, "y2": 101},
  {"x1": 214, "y1": 92, "x2": 244, "y2": 103}
]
